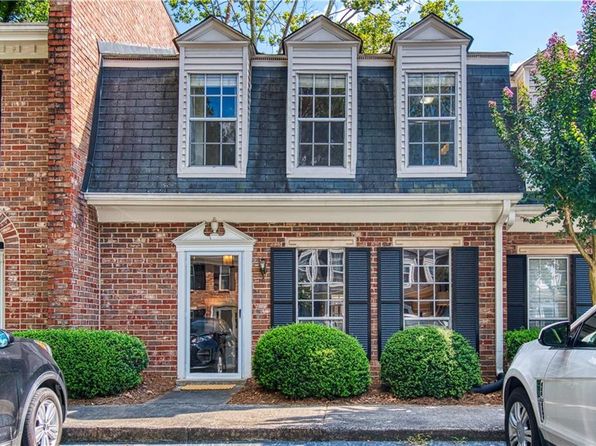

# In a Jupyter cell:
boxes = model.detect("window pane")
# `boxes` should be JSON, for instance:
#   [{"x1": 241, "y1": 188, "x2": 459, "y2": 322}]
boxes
[
  {"x1": 408, "y1": 96, "x2": 423, "y2": 117},
  {"x1": 191, "y1": 96, "x2": 204, "y2": 118},
  {"x1": 299, "y1": 301, "x2": 312, "y2": 317},
  {"x1": 424, "y1": 144, "x2": 439, "y2": 165},
  {"x1": 408, "y1": 74, "x2": 423, "y2": 95},
  {"x1": 409, "y1": 143, "x2": 423, "y2": 166},
  {"x1": 205, "y1": 74, "x2": 221, "y2": 95},
  {"x1": 440, "y1": 95, "x2": 454, "y2": 117},
  {"x1": 440, "y1": 143, "x2": 455, "y2": 165},
  {"x1": 300, "y1": 121, "x2": 313, "y2": 143},
  {"x1": 330, "y1": 96, "x2": 345, "y2": 118},
  {"x1": 189, "y1": 143, "x2": 204, "y2": 166},
  {"x1": 300, "y1": 96, "x2": 313, "y2": 118},
  {"x1": 190, "y1": 121, "x2": 205, "y2": 144},
  {"x1": 425, "y1": 74, "x2": 440, "y2": 94},
  {"x1": 314, "y1": 144, "x2": 329, "y2": 166},
  {"x1": 221, "y1": 122, "x2": 235, "y2": 143},
  {"x1": 440, "y1": 121, "x2": 454, "y2": 143},
  {"x1": 440, "y1": 74, "x2": 455, "y2": 94},
  {"x1": 331, "y1": 75, "x2": 345, "y2": 94},
  {"x1": 206, "y1": 95, "x2": 221, "y2": 117},
  {"x1": 205, "y1": 144, "x2": 220, "y2": 165},
  {"x1": 299, "y1": 74, "x2": 313, "y2": 95},
  {"x1": 222, "y1": 74, "x2": 237, "y2": 95},
  {"x1": 299, "y1": 144, "x2": 311, "y2": 166},
  {"x1": 222, "y1": 96, "x2": 236, "y2": 118},
  {"x1": 206, "y1": 121, "x2": 220, "y2": 142},
  {"x1": 221, "y1": 145, "x2": 235, "y2": 165},
  {"x1": 409, "y1": 122, "x2": 422, "y2": 143},
  {"x1": 425, "y1": 121, "x2": 439, "y2": 142},
  {"x1": 330, "y1": 145, "x2": 344, "y2": 166},
  {"x1": 330, "y1": 122, "x2": 344, "y2": 144},
  {"x1": 314, "y1": 122, "x2": 328, "y2": 143},
  {"x1": 314, "y1": 96, "x2": 329, "y2": 118},
  {"x1": 424, "y1": 96, "x2": 439, "y2": 117},
  {"x1": 315, "y1": 75, "x2": 329, "y2": 95},
  {"x1": 190, "y1": 74, "x2": 205, "y2": 94}
]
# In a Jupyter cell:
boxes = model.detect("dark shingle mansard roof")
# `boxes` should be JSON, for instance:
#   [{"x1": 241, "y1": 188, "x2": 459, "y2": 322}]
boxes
[{"x1": 85, "y1": 66, "x2": 523, "y2": 194}]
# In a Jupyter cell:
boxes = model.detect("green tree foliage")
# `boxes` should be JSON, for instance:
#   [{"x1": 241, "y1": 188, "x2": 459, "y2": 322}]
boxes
[
  {"x1": 491, "y1": 0, "x2": 596, "y2": 305},
  {"x1": 167, "y1": 0, "x2": 462, "y2": 53},
  {"x1": 0, "y1": 0, "x2": 49, "y2": 23}
]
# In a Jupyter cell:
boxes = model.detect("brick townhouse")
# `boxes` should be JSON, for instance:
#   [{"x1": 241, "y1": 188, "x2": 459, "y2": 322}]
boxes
[{"x1": 0, "y1": 4, "x2": 592, "y2": 381}]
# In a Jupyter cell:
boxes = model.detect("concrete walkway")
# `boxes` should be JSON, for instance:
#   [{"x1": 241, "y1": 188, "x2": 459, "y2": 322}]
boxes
[{"x1": 64, "y1": 390, "x2": 505, "y2": 443}]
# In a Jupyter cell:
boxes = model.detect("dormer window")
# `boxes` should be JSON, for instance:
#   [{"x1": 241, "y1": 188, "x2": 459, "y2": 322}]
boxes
[
  {"x1": 176, "y1": 17, "x2": 254, "y2": 178},
  {"x1": 284, "y1": 16, "x2": 360, "y2": 178},
  {"x1": 407, "y1": 73, "x2": 456, "y2": 167},
  {"x1": 392, "y1": 14, "x2": 471, "y2": 178},
  {"x1": 189, "y1": 74, "x2": 237, "y2": 167},
  {"x1": 298, "y1": 74, "x2": 346, "y2": 167}
]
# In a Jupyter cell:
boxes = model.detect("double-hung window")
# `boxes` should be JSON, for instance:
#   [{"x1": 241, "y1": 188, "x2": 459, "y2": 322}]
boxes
[
  {"x1": 296, "y1": 248, "x2": 345, "y2": 329},
  {"x1": 407, "y1": 73, "x2": 456, "y2": 167},
  {"x1": 188, "y1": 74, "x2": 237, "y2": 167},
  {"x1": 298, "y1": 74, "x2": 346, "y2": 168},
  {"x1": 403, "y1": 248, "x2": 451, "y2": 327},
  {"x1": 527, "y1": 257, "x2": 569, "y2": 328}
]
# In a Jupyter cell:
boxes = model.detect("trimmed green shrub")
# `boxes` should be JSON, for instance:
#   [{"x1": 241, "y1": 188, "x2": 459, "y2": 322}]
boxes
[
  {"x1": 253, "y1": 323, "x2": 371, "y2": 398},
  {"x1": 15, "y1": 329, "x2": 148, "y2": 399},
  {"x1": 380, "y1": 326, "x2": 482, "y2": 399},
  {"x1": 505, "y1": 328, "x2": 540, "y2": 362}
]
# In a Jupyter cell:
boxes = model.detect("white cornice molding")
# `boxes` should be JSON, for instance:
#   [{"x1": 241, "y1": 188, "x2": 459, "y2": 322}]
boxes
[
  {"x1": 86, "y1": 192, "x2": 523, "y2": 224},
  {"x1": 0, "y1": 23, "x2": 48, "y2": 59}
]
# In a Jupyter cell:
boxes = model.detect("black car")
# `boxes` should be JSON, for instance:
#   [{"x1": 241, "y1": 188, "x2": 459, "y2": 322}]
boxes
[
  {"x1": 190, "y1": 318, "x2": 236, "y2": 373},
  {"x1": 0, "y1": 330, "x2": 67, "y2": 446}
]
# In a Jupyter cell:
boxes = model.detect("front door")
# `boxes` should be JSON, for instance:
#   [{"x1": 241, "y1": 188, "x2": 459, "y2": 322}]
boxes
[{"x1": 187, "y1": 254, "x2": 240, "y2": 378}]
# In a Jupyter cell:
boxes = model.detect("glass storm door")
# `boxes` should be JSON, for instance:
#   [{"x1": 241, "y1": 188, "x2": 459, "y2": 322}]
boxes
[{"x1": 188, "y1": 255, "x2": 239, "y2": 376}]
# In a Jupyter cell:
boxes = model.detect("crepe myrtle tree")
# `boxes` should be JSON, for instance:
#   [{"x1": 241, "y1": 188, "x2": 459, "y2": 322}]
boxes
[{"x1": 490, "y1": 0, "x2": 596, "y2": 305}]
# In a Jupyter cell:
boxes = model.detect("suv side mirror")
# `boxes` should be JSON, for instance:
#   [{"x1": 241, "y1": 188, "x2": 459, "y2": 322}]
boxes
[
  {"x1": 539, "y1": 321, "x2": 571, "y2": 348},
  {"x1": 0, "y1": 330, "x2": 14, "y2": 349}
]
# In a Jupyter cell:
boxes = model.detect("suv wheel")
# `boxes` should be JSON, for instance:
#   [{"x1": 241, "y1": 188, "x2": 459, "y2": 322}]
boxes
[
  {"x1": 506, "y1": 387, "x2": 542, "y2": 446},
  {"x1": 23, "y1": 387, "x2": 63, "y2": 446}
]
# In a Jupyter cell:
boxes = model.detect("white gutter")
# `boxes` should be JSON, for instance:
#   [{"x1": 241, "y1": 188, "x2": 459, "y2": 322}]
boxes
[{"x1": 495, "y1": 199, "x2": 514, "y2": 375}]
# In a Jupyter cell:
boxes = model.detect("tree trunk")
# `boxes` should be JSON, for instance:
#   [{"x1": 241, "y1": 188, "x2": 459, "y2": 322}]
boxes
[{"x1": 590, "y1": 263, "x2": 596, "y2": 307}]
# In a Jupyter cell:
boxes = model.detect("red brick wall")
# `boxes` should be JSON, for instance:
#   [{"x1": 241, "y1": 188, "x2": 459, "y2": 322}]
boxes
[
  {"x1": 99, "y1": 222, "x2": 497, "y2": 378},
  {"x1": 46, "y1": 0, "x2": 177, "y2": 326},
  {"x1": 0, "y1": 59, "x2": 50, "y2": 329}
]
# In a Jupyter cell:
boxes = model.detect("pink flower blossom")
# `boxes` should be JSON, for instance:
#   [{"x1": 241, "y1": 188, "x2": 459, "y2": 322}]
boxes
[
  {"x1": 591, "y1": 90, "x2": 596, "y2": 101},
  {"x1": 582, "y1": 0, "x2": 595, "y2": 14},
  {"x1": 488, "y1": 100, "x2": 497, "y2": 109},
  {"x1": 547, "y1": 32, "x2": 565, "y2": 49},
  {"x1": 503, "y1": 87, "x2": 514, "y2": 99}
]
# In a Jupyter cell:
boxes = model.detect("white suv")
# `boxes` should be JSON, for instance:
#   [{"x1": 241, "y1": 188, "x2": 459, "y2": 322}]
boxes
[{"x1": 503, "y1": 305, "x2": 596, "y2": 446}]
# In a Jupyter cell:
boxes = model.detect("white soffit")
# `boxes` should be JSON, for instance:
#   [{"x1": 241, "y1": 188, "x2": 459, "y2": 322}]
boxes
[
  {"x1": 86, "y1": 193, "x2": 522, "y2": 224},
  {"x1": 0, "y1": 23, "x2": 48, "y2": 59}
]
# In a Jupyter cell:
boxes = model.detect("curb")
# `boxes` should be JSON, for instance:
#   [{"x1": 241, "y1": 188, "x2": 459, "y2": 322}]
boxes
[{"x1": 63, "y1": 426, "x2": 505, "y2": 443}]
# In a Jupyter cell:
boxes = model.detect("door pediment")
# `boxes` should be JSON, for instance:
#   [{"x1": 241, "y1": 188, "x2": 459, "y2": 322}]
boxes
[{"x1": 174, "y1": 222, "x2": 255, "y2": 248}]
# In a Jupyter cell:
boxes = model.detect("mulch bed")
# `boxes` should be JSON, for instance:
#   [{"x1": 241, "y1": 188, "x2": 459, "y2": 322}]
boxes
[
  {"x1": 228, "y1": 379, "x2": 502, "y2": 406},
  {"x1": 69, "y1": 372, "x2": 176, "y2": 406}
]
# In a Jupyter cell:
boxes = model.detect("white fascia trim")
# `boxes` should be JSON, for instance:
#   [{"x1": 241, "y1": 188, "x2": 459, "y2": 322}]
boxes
[
  {"x1": 0, "y1": 23, "x2": 48, "y2": 41},
  {"x1": 86, "y1": 192, "x2": 523, "y2": 206}
]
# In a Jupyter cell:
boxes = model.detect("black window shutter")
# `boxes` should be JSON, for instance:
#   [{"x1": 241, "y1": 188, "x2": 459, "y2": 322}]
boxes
[
  {"x1": 572, "y1": 255, "x2": 592, "y2": 320},
  {"x1": 377, "y1": 247, "x2": 403, "y2": 359},
  {"x1": 452, "y1": 247, "x2": 480, "y2": 351},
  {"x1": 345, "y1": 248, "x2": 371, "y2": 357},
  {"x1": 270, "y1": 248, "x2": 296, "y2": 327},
  {"x1": 506, "y1": 255, "x2": 528, "y2": 330}
]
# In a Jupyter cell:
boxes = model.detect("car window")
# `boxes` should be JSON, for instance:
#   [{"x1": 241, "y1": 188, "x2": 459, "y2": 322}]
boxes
[{"x1": 576, "y1": 313, "x2": 596, "y2": 348}]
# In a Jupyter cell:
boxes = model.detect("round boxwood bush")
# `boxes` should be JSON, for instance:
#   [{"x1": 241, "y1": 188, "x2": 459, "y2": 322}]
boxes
[
  {"x1": 15, "y1": 329, "x2": 148, "y2": 399},
  {"x1": 253, "y1": 323, "x2": 371, "y2": 398},
  {"x1": 380, "y1": 326, "x2": 482, "y2": 399}
]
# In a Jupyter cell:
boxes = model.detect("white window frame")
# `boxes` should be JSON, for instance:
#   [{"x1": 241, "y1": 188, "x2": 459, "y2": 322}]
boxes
[
  {"x1": 402, "y1": 247, "x2": 452, "y2": 328},
  {"x1": 527, "y1": 256, "x2": 570, "y2": 328},
  {"x1": 295, "y1": 73, "x2": 348, "y2": 170},
  {"x1": 217, "y1": 265, "x2": 232, "y2": 291},
  {"x1": 187, "y1": 73, "x2": 239, "y2": 168},
  {"x1": 295, "y1": 248, "x2": 346, "y2": 330},
  {"x1": 405, "y1": 72, "x2": 457, "y2": 169}
]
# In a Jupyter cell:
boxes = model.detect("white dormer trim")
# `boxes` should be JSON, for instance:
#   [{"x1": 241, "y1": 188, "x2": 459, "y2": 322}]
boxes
[
  {"x1": 284, "y1": 17, "x2": 360, "y2": 179},
  {"x1": 392, "y1": 15, "x2": 471, "y2": 178},
  {"x1": 0, "y1": 23, "x2": 48, "y2": 59},
  {"x1": 176, "y1": 18, "x2": 254, "y2": 178}
]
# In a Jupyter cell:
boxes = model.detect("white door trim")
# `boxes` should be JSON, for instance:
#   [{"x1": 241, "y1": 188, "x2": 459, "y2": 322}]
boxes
[{"x1": 174, "y1": 222, "x2": 255, "y2": 381}]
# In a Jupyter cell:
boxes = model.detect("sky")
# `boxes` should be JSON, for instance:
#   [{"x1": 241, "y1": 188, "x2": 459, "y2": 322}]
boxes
[{"x1": 169, "y1": 1, "x2": 583, "y2": 68}]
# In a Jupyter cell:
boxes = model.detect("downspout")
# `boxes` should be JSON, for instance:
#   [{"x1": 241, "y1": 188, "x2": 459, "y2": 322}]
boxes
[{"x1": 495, "y1": 199, "x2": 513, "y2": 374}]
